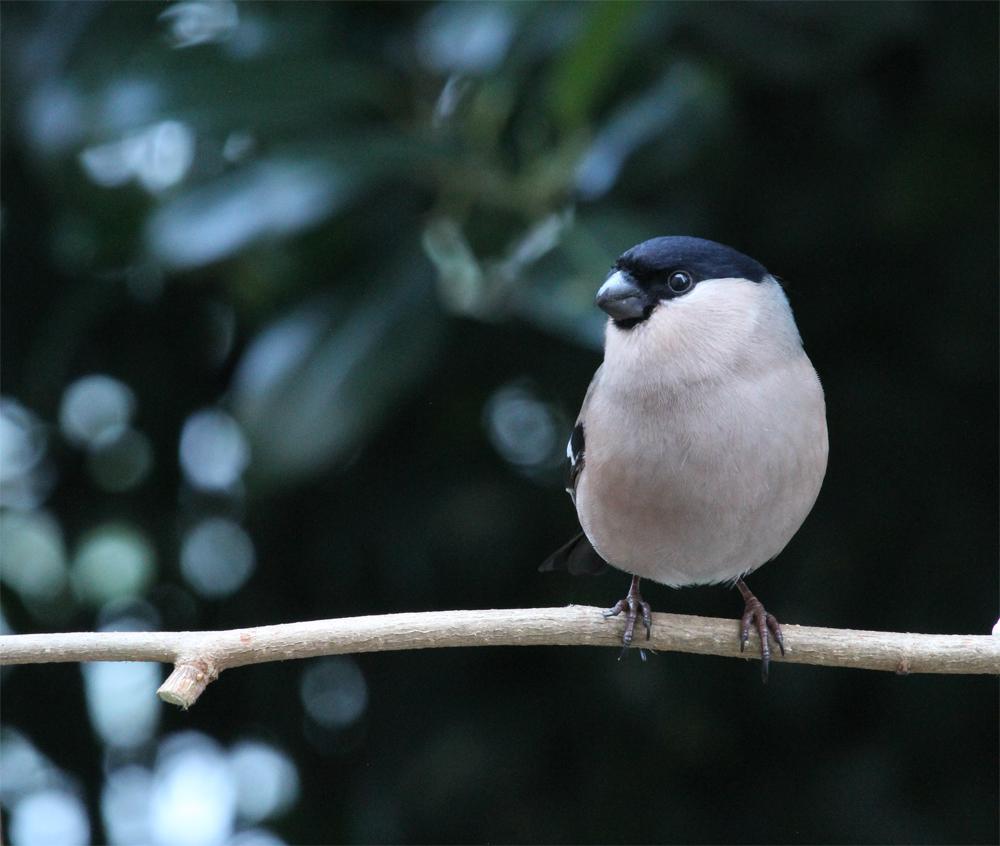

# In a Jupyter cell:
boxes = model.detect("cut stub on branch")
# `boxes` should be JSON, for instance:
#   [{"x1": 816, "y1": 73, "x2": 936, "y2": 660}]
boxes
[{"x1": 157, "y1": 660, "x2": 220, "y2": 710}]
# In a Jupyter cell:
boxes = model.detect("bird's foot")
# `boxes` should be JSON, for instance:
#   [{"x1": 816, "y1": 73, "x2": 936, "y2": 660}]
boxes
[
  {"x1": 735, "y1": 577, "x2": 784, "y2": 682},
  {"x1": 603, "y1": 575, "x2": 652, "y2": 660}
]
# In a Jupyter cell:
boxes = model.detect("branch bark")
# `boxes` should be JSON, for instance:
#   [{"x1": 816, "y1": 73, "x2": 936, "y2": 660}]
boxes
[{"x1": 1, "y1": 606, "x2": 996, "y2": 709}]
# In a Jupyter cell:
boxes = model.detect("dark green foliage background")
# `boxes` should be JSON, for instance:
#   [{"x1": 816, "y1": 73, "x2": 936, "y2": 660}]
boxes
[{"x1": 2, "y1": 2, "x2": 997, "y2": 843}]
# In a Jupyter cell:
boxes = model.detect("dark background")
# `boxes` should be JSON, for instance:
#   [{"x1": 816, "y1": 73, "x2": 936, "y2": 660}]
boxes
[{"x1": 1, "y1": 2, "x2": 997, "y2": 844}]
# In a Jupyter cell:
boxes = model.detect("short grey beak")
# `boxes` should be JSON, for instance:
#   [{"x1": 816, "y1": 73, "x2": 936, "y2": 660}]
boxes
[{"x1": 596, "y1": 271, "x2": 645, "y2": 321}]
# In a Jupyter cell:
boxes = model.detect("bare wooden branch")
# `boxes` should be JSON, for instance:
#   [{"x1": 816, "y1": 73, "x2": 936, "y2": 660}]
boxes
[{"x1": 1, "y1": 606, "x2": 996, "y2": 709}]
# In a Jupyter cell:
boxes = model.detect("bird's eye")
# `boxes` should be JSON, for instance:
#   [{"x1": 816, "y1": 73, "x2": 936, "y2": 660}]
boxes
[{"x1": 668, "y1": 271, "x2": 692, "y2": 293}]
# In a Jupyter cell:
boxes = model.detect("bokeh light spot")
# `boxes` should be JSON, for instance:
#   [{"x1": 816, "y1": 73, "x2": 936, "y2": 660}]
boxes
[
  {"x1": 70, "y1": 523, "x2": 156, "y2": 606},
  {"x1": 0, "y1": 398, "x2": 48, "y2": 493},
  {"x1": 159, "y1": 1, "x2": 240, "y2": 48},
  {"x1": 79, "y1": 120, "x2": 195, "y2": 193},
  {"x1": 300, "y1": 656, "x2": 368, "y2": 730},
  {"x1": 180, "y1": 518, "x2": 256, "y2": 598},
  {"x1": 99, "y1": 77, "x2": 162, "y2": 133},
  {"x1": 0, "y1": 402, "x2": 55, "y2": 509},
  {"x1": 83, "y1": 662, "x2": 163, "y2": 748},
  {"x1": 230, "y1": 740, "x2": 299, "y2": 823},
  {"x1": 0, "y1": 510, "x2": 68, "y2": 601},
  {"x1": 417, "y1": 3, "x2": 517, "y2": 74},
  {"x1": 23, "y1": 82, "x2": 85, "y2": 156},
  {"x1": 9, "y1": 789, "x2": 90, "y2": 846},
  {"x1": 484, "y1": 382, "x2": 561, "y2": 470},
  {"x1": 59, "y1": 375, "x2": 136, "y2": 449},
  {"x1": 0, "y1": 728, "x2": 66, "y2": 808},
  {"x1": 151, "y1": 732, "x2": 237, "y2": 846},
  {"x1": 179, "y1": 409, "x2": 250, "y2": 491},
  {"x1": 102, "y1": 766, "x2": 154, "y2": 846}
]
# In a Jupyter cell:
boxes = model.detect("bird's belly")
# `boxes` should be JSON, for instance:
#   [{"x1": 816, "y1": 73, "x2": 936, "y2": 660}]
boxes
[{"x1": 575, "y1": 387, "x2": 827, "y2": 587}]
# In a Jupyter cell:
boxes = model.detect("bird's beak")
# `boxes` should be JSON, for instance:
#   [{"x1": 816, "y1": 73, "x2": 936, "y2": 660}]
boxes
[{"x1": 596, "y1": 271, "x2": 645, "y2": 321}]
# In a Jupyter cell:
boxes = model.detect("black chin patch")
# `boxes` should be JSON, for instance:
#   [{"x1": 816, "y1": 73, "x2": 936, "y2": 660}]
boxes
[{"x1": 613, "y1": 313, "x2": 649, "y2": 331}]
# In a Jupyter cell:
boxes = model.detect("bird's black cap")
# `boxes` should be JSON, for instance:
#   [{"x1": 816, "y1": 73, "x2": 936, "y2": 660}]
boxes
[
  {"x1": 615, "y1": 236, "x2": 769, "y2": 286},
  {"x1": 599, "y1": 236, "x2": 771, "y2": 328}
]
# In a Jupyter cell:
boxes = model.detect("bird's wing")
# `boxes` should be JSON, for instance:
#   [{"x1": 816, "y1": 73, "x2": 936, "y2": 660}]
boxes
[
  {"x1": 565, "y1": 364, "x2": 603, "y2": 502},
  {"x1": 538, "y1": 366, "x2": 610, "y2": 576},
  {"x1": 538, "y1": 531, "x2": 609, "y2": 575}
]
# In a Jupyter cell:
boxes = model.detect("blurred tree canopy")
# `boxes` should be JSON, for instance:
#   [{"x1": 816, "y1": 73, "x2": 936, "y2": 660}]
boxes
[{"x1": 1, "y1": 2, "x2": 997, "y2": 844}]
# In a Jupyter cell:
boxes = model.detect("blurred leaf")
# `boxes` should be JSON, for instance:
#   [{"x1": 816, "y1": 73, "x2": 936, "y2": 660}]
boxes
[
  {"x1": 548, "y1": 1, "x2": 645, "y2": 132},
  {"x1": 574, "y1": 60, "x2": 722, "y2": 199},
  {"x1": 231, "y1": 262, "x2": 444, "y2": 488},
  {"x1": 422, "y1": 217, "x2": 485, "y2": 316},
  {"x1": 424, "y1": 210, "x2": 572, "y2": 320},
  {"x1": 145, "y1": 157, "x2": 352, "y2": 271}
]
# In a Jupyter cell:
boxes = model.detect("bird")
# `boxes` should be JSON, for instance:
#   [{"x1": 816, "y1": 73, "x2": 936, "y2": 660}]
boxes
[{"x1": 541, "y1": 236, "x2": 828, "y2": 680}]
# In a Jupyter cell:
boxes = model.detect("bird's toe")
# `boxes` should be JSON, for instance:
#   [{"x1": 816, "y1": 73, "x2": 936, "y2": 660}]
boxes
[{"x1": 735, "y1": 577, "x2": 783, "y2": 682}]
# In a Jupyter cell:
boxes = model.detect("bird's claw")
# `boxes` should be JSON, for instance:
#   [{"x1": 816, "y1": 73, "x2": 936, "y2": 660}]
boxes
[
  {"x1": 736, "y1": 577, "x2": 784, "y2": 682},
  {"x1": 616, "y1": 646, "x2": 648, "y2": 661},
  {"x1": 603, "y1": 575, "x2": 652, "y2": 657}
]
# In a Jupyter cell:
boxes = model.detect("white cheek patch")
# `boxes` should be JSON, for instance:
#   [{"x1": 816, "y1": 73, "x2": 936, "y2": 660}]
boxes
[
  {"x1": 657, "y1": 277, "x2": 763, "y2": 324},
  {"x1": 604, "y1": 276, "x2": 786, "y2": 388}
]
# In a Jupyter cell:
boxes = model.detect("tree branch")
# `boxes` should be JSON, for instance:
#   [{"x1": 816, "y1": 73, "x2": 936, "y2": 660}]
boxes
[{"x1": 1, "y1": 606, "x2": 996, "y2": 709}]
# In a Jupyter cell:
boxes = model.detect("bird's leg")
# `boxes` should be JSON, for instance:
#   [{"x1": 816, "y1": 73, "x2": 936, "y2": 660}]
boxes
[
  {"x1": 735, "y1": 577, "x2": 785, "y2": 682},
  {"x1": 603, "y1": 574, "x2": 652, "y2": 659}
]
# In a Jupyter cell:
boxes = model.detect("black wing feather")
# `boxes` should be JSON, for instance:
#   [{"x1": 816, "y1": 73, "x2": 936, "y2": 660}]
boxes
[
  {"x1": 539, "y1": 378, "x2": 609, "y2": 577},
  {"x1": 539, "y1": 531, "x2": 609, "y2": 576}
]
